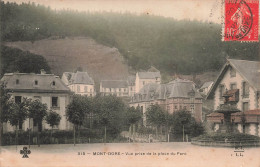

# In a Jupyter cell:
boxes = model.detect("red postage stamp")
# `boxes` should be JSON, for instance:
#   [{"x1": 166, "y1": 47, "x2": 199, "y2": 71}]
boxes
[{"x1": 223, "y1": 0, "x2": 259, "y2": 41}]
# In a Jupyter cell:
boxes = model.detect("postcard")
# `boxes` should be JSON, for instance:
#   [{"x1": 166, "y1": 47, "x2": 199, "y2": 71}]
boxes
[{"x1": 1, "y1": 0, "x2": 260, "y2": 167}]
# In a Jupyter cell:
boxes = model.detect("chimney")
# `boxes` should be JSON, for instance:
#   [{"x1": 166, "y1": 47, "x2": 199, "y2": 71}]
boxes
[{"x1": 40, "y1": 69, "x2": 46, "y2": 74}]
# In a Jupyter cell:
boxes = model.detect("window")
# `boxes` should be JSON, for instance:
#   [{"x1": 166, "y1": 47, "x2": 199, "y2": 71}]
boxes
[
  {"x1": 84, "y1": 86, "x2": 88, "y2": 93},
  {"x1": 141, "y1": 106, "x2": 144, "y2": 114},
  {"x1": 90, "y1": 88, "x2": 92, "y2": 92},
  {"x1": 52, "y1": 97, "x2": 58, "y2": 107},
  {"x1": 230, "y1": 83, "x2": 237, "y2": 90},
  {"x1": 143, "y1": 81, "x2": 145, "y2": 85},
  {"x1": 190, "y1": 97, "x2": 195, "y2": 103},
  {"x1": 242, "y1": 82, "x2": 249, "y2": 98},
  {"x1": 242, "y1": 102, "x2": 248, "y2": 112},
  {"x1": 230, "y1": 67, "x2": 236, "y2": 77},
  {"x1": 52, "y1": 81, "x2": 56, "y2": 86},
  {"x1": 34, "y1": 80, "x2": 38, "y2": 85},
  {"x1": 190, "y1": 104, "x2": 195, "y2": 113},
  {"x1": 16, "y1": 79, "x2": 19, "y2": 85},
  {"x1": 124, "y1": 89, "x2": 126, "y2": 92},
  {"x1": 119, "y1": 88, "x2": 121, "y2": 92},
  {"x1": 109, "y1": 88, "x2": 111, "y2": 92},
  {"x1": 184, "y1": 106, "x2": 187, "y2": 110},
  {"x1": 219, "y1": 84, "x2": 225, "y2": 98},
  {"x1": 15, "y1": 96, "x2": 22, "y2": 104},
  {"x1": 77, "y1": 85, "x2": 80, "y2": 92},
  {"x1": 130, "y1": 87, "x2": 132, "y2": 91},
  {"x1": 174, "y1": 105, "x2": 177, "y2": 110},
  {"x1": 167, "y1": 105, "x2": 170, "y2": 112}
]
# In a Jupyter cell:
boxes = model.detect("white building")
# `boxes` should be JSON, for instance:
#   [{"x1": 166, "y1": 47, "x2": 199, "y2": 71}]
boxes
[
  {"x1": 100, "y1": 80, "x2": 128, "y2": 97},
  {"x1": 62, "y1": 71, "x2": 95, "y2": 96},
  {"x1": 207, "y1": 59, "x2": 260, "y2": 136},
  {"x1": 1, "y1": 70, "x2": 72, "y2": 132},
  {"x1": 135, "y1": 71, "x2": 161, "y2": 93}
]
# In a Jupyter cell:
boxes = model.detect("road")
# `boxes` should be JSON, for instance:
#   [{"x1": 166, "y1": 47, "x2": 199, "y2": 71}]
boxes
[{"x1": 1, "y1": 142, "x2": 260, "y2": 167}]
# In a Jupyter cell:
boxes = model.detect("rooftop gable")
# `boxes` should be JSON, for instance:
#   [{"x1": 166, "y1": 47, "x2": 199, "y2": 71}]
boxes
[
  {"x1": 63, "y1": 71, "x2": 94, "y2": 85},
  {"x1": 207, "y1": 59, "x2": 260, "y2": 99},
  {"x1": 1, "y1": 73, "x2": 70, "y2": 93}
]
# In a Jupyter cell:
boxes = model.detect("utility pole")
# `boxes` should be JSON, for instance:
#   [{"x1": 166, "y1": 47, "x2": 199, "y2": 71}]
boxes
[{"x1": 182, "y1": 125, "x2": 185, "y2": 142}]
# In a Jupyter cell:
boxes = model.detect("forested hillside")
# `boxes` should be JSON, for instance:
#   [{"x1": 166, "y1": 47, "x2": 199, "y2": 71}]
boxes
[
  {"x1": 1, "y1": 2, "x2": 259, "y2": 75},
  {"x1": 1, "y1": 45, "x2": 51, "y2": 76}
]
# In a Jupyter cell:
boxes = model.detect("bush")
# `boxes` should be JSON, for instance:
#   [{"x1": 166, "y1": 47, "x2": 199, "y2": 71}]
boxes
[
  {"x1": 1, "y1": 129, "x2": 119, "y2": 146},
  {"x1": 192, "y1": 133, "x2": 260, "y2": 143}
]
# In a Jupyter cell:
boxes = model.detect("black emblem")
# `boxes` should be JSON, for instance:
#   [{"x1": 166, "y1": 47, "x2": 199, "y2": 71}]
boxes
[{"x1": 20, "y1": 147, "x2": 31, "y2": 158}]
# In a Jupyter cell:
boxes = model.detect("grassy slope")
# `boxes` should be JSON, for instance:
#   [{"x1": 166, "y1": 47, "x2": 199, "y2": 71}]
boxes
[{"x1": 4, "y1": 37, "x2": 129, "y2": 83}]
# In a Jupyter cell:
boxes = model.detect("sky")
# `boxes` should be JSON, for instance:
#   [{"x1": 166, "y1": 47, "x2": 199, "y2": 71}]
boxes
[{"x1": 4, "y1": 0, "x2": 222, "y2": 23}]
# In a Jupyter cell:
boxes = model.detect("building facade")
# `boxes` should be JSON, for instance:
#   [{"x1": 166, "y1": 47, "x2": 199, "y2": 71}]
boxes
[
  {"x1": 207, "y1": 59, "x2": 260, "y2": 136},
  {"x1": 1, "y1": 70, "x2": 72, "y2": 132},
  {"x1": 135, "y1": 71, "x2": 161, "y2": 93},
  {"x1": 100, "y1": 80, "x2": 128, "y2": 97},
  {"x1": 127, "y1": 76, "x2": 136, "y2": 97},
  {"x1": 62, "y1": 71, "x2": 95, "y2": 96},
  {"x1": 130, "y1": 78, "x2": 203, "y2": 126}
]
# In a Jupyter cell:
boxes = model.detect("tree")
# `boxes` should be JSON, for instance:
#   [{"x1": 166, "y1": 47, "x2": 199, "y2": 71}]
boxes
[
  {"x1": 28, "y1": 99, "x2": 48, "y2": 147},
  {"x1": 1, "y1": 46, "x2": 51, "y2": 76},
  {"x1": 171, "y1": 110, "x2": 204, "y2": 141},
  {"x1": 0, "y1": 83, "x2": 10, "y2": 124},
  {"x1": 146, "y1": 104, "x2": 166, "y2": 136},
  {"x1": 95, "y1": 95, "x2": 126, "y2": 143},
  {"x1": 0, "y1": 83, "x2": 11, "y2": 146},
  {"x1": 66, "y1": 95, "x2": 89, "y2": 146},
  {"x1": 45, "y1": 110, "x2": 61, "y2": 143},
  {"x1": 126, "y1": 106, "x2": 142, "y2": 141},
  {"x1": 7, "y1": 97, "x2": 30, "y2": 149}
]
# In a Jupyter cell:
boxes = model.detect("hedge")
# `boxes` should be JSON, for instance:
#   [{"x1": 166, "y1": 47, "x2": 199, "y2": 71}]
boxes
[{"x1": 1, "y1": 129, "x2": 127, "y2": 146}]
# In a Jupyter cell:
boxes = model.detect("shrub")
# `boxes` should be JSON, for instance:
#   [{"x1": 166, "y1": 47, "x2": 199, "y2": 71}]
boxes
[{"x1": 192, "y1": 133, "x2": 260, "y2": 143}]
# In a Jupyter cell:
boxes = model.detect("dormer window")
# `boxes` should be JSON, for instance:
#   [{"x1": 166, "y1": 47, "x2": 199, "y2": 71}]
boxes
[
  {"x1": 16, "y1": 79, "x2": 19, "y2": 84},
  {"x1": 52, "y1": 81, "x2": 56, "y2": 86},
  {"x1": 34, "y1": 80, "x2": 38, "y2": 85}
]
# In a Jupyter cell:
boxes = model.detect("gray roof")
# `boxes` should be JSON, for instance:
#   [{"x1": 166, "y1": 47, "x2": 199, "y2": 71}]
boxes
[
  {"x1": 167, "y1": 79, "x2": 202, "y2": 98},
  {"x1": 1, "y1": 73, "x2": 70, "y2": 93},
  {"x1": 229, "y1": 59, "x2": 260, "y2": 90},
  {"x1": 207, "y1": 59, "x2": 260, "y2": 99},
  {"x1": 64, "y1": 71, "x2": 94, "y2": 85},
  {"x1": 137, "y1": 72, "x2": 161, "y2": 79},
  {"x1": 131, "y1": 79, "x2": 202, "y2": 102},
  {"x1": 101, "y1": 80, "x2": 128, "y2": 88},
  {"x1": 200, "y1": 81, "x2": 214, "y2": 89}
]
